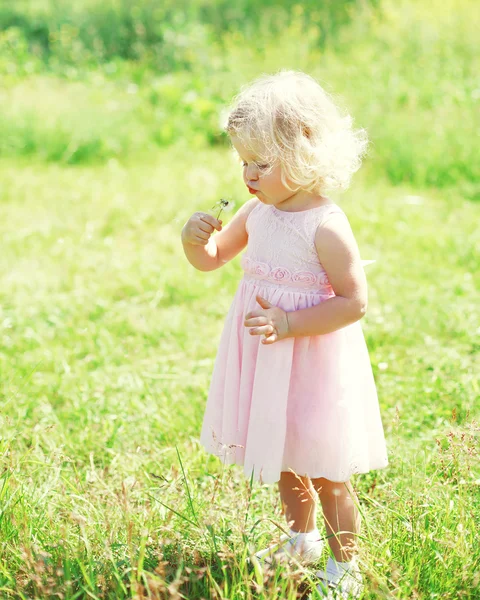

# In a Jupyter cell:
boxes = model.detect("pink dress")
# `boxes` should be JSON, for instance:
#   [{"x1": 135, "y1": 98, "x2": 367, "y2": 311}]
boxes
[{"x1": 200, "y1": 201, "x2": 388, "y2": 485}]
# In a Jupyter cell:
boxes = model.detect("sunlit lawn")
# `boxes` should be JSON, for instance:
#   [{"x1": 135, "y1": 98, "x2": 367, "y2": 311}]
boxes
[{"x1": 0, "y1": 149, "x2": 479, "y2": 598}]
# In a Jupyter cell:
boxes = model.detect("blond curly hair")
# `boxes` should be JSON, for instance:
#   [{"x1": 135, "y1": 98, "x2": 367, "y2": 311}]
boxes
[{"x1": 224, "y1": 70, "x2": 368, "y2": 193}]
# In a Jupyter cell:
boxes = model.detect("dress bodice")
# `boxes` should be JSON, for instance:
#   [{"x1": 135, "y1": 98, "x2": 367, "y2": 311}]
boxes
[{"x1": 241, "y1": 202, "x2": 346, "y2": 295}]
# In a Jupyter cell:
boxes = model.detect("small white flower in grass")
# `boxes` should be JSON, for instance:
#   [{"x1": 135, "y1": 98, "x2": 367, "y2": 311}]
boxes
[
  {"x1": 378, "y1": 362, "x2": 388, "y2": 370},
  {"x1": 210, "y1": 198, "x2": 234, "y2": 220}
]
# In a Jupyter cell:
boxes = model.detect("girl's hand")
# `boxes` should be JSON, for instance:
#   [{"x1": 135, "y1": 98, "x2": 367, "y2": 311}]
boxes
[
  {"x1": 244, "y1": 295, "x2": 290, "y2": 345},
  {"x1": 181, "y1": 212, "x2": 223, "y2": 246}
]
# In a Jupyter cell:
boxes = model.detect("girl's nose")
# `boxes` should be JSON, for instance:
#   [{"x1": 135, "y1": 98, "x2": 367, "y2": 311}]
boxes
[{"x1": 246, "y1": 164, "x2": 259, "y2": 180}]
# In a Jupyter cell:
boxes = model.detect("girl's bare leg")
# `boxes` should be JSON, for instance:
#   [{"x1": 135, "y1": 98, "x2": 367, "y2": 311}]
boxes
[
  {"x1": 311, "y1": 477, "x2": 360, "y2": 562},
  {"x1": 278, "y1": 471, "x2": 318, "y2": 533}
]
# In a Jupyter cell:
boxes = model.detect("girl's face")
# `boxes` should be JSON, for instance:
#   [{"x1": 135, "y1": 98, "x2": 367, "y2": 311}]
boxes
[{"x1": 231, "y1": 136, "x2": 301, "y2": 208}]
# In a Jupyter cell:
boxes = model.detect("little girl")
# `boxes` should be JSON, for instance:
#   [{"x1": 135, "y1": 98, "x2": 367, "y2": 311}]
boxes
[{"x1": 181, "y1": 70, "x2": 388, "y2": 598}]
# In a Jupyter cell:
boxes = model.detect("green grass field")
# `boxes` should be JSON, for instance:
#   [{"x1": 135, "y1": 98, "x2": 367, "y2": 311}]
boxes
[
  {"x1": 0, "y1": 151, "x2": 478, "y2": 598},
  {"x1": 1, "y1": 0, "x2": 479, "y2": 597}
]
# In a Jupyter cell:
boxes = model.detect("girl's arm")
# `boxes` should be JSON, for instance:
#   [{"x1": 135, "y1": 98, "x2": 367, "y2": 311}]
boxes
[
  {"x1": 181, "y1": 198, "x2": 259, "y2": 272},
  {"x1": 244, "y1": 212, "x2": 368, "y2": 343},
  {"x1": 287, "y1": 213, "x2": 368, "y2": 336}
]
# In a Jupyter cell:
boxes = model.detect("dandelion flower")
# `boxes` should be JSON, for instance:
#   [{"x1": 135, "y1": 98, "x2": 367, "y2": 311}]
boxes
[{"x1": 210, "y1": 198, "x2": 234, "y2": 220}]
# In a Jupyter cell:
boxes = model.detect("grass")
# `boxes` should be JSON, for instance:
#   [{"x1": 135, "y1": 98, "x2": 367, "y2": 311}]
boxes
[
  {"x1": 0, "y1": 0, "x2": 479, "y2": 595},
  {"x1": 0, "y1": 148, "x2": 479, "y2": 598}
]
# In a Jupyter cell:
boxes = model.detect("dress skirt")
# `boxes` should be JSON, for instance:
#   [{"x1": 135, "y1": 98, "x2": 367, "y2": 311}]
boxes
[{"x1": 199, "y1": 275, "x2": 389, "y2": 485}]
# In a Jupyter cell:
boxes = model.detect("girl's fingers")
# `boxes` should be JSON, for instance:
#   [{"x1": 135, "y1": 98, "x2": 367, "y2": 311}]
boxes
[
  {"x1": 199, "y1": 214, "x2": 222, "y2": 231},
  {"x1": 245, "y1": 310, "x2": 265, "y2": 325},
  {"x1": 244, "y1": 316, "x2": 267, "y2": 328},
  {"x1": 262, "y1": 332, "x2": 277, "y2": 344},
  {"x1": 249, "y1": 325, "x2": 274, "y2": 336},
  {"x1": 256, "y1": 295, "x2": 274, "y2": 309},
  {"x1": 193, "y1": 235, "x2": 208, "y2": 245}
]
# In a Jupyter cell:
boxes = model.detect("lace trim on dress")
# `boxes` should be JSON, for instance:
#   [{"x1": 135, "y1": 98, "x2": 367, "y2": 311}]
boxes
[{"x1": 241, "y1": 255, "x2": 334, "y2": 294}]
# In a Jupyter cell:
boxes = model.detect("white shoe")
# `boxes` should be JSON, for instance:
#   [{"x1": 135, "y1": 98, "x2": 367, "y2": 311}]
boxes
[
  {"x1": 309, "y1": 559, "x2": 363, "y2": 599},
  {"x1": 252, "y1": 529, "x2": 325, "y2": 568}
]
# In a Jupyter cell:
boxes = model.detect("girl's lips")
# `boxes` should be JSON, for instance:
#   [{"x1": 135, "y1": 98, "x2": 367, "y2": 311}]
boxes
[{"x1": 247, "y1": 186, "x2": 259, "y2": 194}]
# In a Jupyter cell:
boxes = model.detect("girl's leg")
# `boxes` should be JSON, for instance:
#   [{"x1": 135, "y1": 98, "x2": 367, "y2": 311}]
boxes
[
  {"x1": 311, "y1": 477, "x2": 360, "y2": 562},
  {"x1": 278, "y1": 471, "x2": 318, "y2": 533}
]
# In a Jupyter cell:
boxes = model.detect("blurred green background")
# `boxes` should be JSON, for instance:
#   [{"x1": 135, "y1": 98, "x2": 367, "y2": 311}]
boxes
[
  {"x1": 1, "y1": 0, "x2": 478, "y2": 197},
  {"x1": 1, "y1": 1, "x2": 479, "y2": 599}
]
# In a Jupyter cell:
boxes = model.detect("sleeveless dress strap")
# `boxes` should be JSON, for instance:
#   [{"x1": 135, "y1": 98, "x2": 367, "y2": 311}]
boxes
[
  {"x1": 245, "y1": 200, "x2": 264, "y2": 235},
  {"x1": 316, "y1": 204, "x2": 348, "y2": 228},
  {"x1": 314, "y1": 205, "x2": 376, "y2": 267}
]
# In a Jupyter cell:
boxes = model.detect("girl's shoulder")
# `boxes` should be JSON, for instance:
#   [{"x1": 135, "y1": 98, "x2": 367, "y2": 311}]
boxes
[
  {"x1": 234, "y1": 197, "x2": 261, "y2": 219},
  {"x1": 314, "y1": 203, "x2": 349, "y2": 227},
  {"x1": 294, "y1": 202, "x2": 350, "y2": 242},
  {"x1": 314, "y1": 204, "x2": 358, "y2": 259},
  {"x1": 226, "y1": 197, "x2": 261, "y2": 231},
  {"x1": 309, "y1": 204, "x2": 351, "y2": 241},
  {"x1": 244, "y1": 197, "x2": 262, "y2": 215},
  {"x1": 244, "y1": 198, "x2": 263, "y2": 233}
]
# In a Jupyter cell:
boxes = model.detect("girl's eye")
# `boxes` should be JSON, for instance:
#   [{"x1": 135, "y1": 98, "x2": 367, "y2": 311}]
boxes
[{"x1": 242, "y1": 161, "x2": 269, "y2": 170}]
